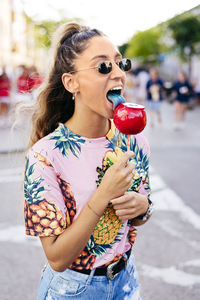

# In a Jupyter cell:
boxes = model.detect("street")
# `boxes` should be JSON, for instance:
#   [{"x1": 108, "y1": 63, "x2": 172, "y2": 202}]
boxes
[{"x1": 0, "y1": 101, "x2": 200, "y2": 300}]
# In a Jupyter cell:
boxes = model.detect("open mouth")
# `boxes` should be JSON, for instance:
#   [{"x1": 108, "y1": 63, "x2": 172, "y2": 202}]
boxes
[
  {"x1": 106, "y1": 87, "x2": 122, "y2": 100},
  {"x1": 106, "y1": 87, "x2": 125, "y2": 109}
]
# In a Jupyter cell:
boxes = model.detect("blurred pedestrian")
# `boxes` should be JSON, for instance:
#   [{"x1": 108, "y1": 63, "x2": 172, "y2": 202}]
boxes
[
  {"x1": 15, "y1": 66, "x2": 32, "y2": 104},
  {"x1": 146, "y1": 68, "x2": 164, "y2": 127},
  {"x1": 192, "y1": 75, "x2": 200, "y2": 105},
  {"x1": 0, "y1": 67, "x2": 11, "y2": 126},
  {"x1": 136, "y1": 67, "x2": 149, "y2": 105},
  {"x1": 124, "y1": 69, "x2": 138, "y2": 102},
  {"x1": 172, "y1": 71, "x2": 193, "y2": 129},
  {"x1": 28, "y1": 65, "x2": 43, "y2": 92},
  {"x1": 23, "y1": 22, "x2": 152, "y2": 300}
]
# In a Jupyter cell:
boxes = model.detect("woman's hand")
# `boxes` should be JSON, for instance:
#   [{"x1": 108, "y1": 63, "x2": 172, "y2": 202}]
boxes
[
  {"x1": 98, "y1": 152, "x2": 135, "y2": 203},
  {"x1": 111, "y1": 191, "x2": 149, "y2": 221}
]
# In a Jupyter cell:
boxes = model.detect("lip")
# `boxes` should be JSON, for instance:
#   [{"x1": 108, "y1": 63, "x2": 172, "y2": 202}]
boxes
[{"x1": 107, "y1": 85, "x2": 123, "y2": 95}]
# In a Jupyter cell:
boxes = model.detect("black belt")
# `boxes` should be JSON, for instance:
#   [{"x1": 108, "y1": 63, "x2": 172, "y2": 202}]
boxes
[{"x1": 72, "y1": 249, "x2": 131, "y2": 281}]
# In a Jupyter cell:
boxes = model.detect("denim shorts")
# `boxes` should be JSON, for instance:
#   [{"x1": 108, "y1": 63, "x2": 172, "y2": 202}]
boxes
[
  {"x1": 37, "y1": 252, "x2": 141, "y2": 300},
  {"x1": 148, "y1": 100, "x2": 161, "y2": 111}
]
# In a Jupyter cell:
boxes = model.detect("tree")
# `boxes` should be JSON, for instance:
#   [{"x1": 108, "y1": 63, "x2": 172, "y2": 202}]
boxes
[
  {"x1": 25, "y1": 14, "x2": 81, "y2": 49},
  {"x1": 125, "y1": 28, "x2": 167, "y2": 64},
  {"x1": 168, "y1": 15, "x2": 200, "y2": 78},
  {"x1": 118, "y1": 43, "x2": 128, "y2": 57}
]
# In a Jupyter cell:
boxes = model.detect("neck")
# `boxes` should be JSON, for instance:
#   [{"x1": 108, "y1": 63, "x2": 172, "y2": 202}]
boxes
[{"x1": 64, "y1": 108, "x2": 110, "y2": 139}]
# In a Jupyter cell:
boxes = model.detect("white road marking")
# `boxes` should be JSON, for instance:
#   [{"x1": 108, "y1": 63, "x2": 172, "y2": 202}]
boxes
[
  {"x1": 150, "y1": 174, "x2": 200, "y2": 230},
  {"x1": 153, "y1": 218, "x2": 200, "y2": 251},
  {"x1": 181, "y1": 259, "x2": 200, "y2": 267},
  {"x1": 141, "y1": 264, "x2": 200, "y2": 287},
  {"x1": 150, "y1": 174, "x2": 166, "y2": 192}
]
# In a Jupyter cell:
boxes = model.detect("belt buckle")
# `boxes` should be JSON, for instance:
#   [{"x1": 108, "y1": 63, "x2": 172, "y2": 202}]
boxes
[{"x1": 107, "y1": 260, "x2": 121, "y2": 281}]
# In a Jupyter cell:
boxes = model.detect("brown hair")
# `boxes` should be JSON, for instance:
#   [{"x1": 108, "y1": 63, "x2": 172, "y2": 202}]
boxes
[{"x1": 29, "y1": 22, "x2": 104, "y2": 147}]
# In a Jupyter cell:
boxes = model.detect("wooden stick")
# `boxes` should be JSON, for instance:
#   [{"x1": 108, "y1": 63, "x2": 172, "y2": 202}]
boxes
[{"x1": 127, "y1": 135, "x2": 131, "y2": 151}]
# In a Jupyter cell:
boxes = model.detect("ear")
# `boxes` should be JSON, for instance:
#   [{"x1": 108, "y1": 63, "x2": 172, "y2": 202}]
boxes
[{"x1": 62, "y1": 73, "x2": 79, "y2": 94}]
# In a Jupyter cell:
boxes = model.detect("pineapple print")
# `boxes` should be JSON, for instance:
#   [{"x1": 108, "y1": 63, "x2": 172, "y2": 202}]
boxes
[
  {"x1": 34, "y1": 152, "x2": 77, "y2": 226},
  {"x1": 102, "y1": 253, "x2": 124, "y2": 267},
  {"x1": 56, "y1": 174, "x2": 76, "y2": 226},
  {"x1": 95, "y1": 148, "x2": 124, "y2": 245},
  {"x1": 24, "y1": 199, "x2": 65, "y2": 236},
  {"x1": 24, "y1": 156, "x2": 66, "y2": 236},
  {"x1": 34, "y1": 152, "x2": 53, "y2": 168},
  {"x1": 129, "y1": 137, "x2": 150, "y2": 194},
  {"x1": 69, "y1": 248, "x2": 96, "y2": 270},
  {"x1": 49, "y1": 124, "x2": 86, "y2": 157},
  {"x1": 94, "y1": 204, "x2": 122, "y2": 244},
  {"x1": 127, "y1": 226, "x2": 137, "y2": 246}
]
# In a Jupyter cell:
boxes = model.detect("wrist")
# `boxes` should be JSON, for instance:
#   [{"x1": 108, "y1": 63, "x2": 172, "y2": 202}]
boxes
[
  {"x1": 135, "y1": 199, "x2": 153, "y2": 221},
  {"x1": 88, "y1": 189, "x2": 108, "y2": 217}
]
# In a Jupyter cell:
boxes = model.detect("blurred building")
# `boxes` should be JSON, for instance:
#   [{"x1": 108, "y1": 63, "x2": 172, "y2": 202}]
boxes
[
  {"x1": 0, "y1": 0, "x2": 43, "y2": 72},
  {"x1": 159, "y1": 5, "x2": 200, "y2": 81}
]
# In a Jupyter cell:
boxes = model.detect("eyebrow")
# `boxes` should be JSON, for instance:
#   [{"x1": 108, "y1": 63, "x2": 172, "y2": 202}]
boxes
[{"x1": 91, "y1": 53, "x2": 122, "y2": 61}]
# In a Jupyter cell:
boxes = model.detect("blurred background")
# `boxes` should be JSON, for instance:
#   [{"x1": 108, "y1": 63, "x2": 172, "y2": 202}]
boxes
[{"x1": 0, "y1": 1, "x2": 200, "y2": 299}]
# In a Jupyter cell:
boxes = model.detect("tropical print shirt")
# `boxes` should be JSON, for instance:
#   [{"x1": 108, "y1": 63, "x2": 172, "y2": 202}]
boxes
[{"x1": 24, "y1": 121, "x2": 151, "y2": 270}]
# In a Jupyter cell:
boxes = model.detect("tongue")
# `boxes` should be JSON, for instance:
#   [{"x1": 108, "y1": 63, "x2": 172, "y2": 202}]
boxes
[{"x1": 107, "y1": 92, "x2": 126, "y2": 109}]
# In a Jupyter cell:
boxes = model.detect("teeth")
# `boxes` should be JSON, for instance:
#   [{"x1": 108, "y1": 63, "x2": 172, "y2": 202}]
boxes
[{"x1": 110, "y1": 86, "x2": 122, "y2": 91}]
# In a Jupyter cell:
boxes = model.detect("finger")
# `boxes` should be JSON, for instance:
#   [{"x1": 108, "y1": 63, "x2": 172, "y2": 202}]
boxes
[
  {"x1": 116, "y1": 208, "x2": 137, "y2": 219},
  {"x1": 111, "y1": 194, "x2": 127, "y2": 206},
  {"x1": 119, "y1": 215, "x2": 136, "y2": 221},
  {"x1": 126, "y1": 161, "x2": 135, "y2": 174},
  {"x1": 116, "y1": 208, "x2": 139, "y2": 220},
  {"x1": 113, "y1": 202, "x2": 131, "y2": 210},
  {"x1": 117, "y1": 151, "x2": 135, "y2": 168},
  {"x1": 111, "y1": 192, "x2": 132, "y2": 206}
]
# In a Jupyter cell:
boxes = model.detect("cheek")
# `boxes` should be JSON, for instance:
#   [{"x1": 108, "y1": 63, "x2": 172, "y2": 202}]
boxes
[{"x1": 79, "y1": 76, "x2": 106, "y2": 98}]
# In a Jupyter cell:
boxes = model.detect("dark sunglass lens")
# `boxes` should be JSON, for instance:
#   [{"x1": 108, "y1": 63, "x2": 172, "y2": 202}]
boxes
[
  {"x1": 119, "y1": 58, "x2": 132, "y2": 71},
  {"x1": 98, "y1": 62, "x2": 112, "y2": 74}
]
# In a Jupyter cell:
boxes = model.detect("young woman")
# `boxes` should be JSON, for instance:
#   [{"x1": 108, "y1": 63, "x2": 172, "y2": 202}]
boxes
[
  {"x1": 0, "y1": 69, "x2": 11, "y2": 126},
  {"x1": 173, "y1": 71, "x2": 192, "y2": 129},
  {"x1": 146, "y1": 68, "x2": 164, "y2": 128},
  {"x1": 24, "y1": 22, "x2": 152, "y2": 300}
]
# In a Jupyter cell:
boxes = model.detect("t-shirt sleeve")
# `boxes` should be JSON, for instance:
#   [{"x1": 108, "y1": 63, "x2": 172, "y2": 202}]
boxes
[{"x1": 24, "y1": 148, "x2": 70, "y2": 237}]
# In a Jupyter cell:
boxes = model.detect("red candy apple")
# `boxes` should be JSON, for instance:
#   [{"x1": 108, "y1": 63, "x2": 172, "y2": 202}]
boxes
[{"x1": 113, "y1": 103, "x2": 147, "y2": 135}]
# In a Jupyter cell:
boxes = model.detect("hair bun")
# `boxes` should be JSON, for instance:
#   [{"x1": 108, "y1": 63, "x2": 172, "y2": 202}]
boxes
[{"x1": 59, "y1": 23, "x2": 83, "y2": 45}]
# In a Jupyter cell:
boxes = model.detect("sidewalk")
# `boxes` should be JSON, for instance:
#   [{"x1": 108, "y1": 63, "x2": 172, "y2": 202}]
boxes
[
  {"x1": 0, "y1": 112, "x2": 32, "y2": 153},
  {"x1": 143, "y1": 100, "x2": 200, "y2": 148}
]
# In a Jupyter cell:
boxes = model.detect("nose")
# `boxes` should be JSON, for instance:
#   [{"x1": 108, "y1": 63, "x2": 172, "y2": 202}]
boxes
[{"x1": 110, "y1": 61, "x2": 126, "y2": 80}]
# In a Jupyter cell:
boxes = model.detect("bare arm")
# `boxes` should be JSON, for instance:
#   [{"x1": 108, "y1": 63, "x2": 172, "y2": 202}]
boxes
[{"x1": 40, "y1": 152, "x2": 135, "y2": 272}]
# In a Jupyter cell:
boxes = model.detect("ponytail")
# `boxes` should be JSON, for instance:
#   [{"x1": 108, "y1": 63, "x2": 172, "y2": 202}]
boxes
[{"x1": 29, "y1": 22, "x2": 103, "y2": 147}]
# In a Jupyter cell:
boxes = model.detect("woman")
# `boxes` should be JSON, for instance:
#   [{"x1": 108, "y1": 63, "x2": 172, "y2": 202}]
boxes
[
  {"x1": 0, "y1": 69, "x2": 11, "y2": 126},
  {"x1": 173, "y1": 71, "x2": 192, "y2": 129},
  {"x1": 24, "y1": 22, "x2": 152, "y2": 300},
  {"x1": 146, "y1": 68, "x2": 164, "y2": 127}
]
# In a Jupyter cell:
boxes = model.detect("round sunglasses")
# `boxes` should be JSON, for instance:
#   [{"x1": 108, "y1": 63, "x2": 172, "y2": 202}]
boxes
[{"x1": 70, "y1": 58, "x2": 132, "y2": 75}]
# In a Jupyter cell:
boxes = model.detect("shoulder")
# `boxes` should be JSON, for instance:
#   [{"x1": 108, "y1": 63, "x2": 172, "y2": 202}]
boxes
[{"x1": 26, "y1": 125, "x2": 65, "y2": 164}]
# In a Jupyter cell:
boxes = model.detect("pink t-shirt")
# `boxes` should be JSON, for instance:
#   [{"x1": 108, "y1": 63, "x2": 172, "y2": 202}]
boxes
[{"x1": 24, "y1": 121, "x2": 150, "y2": 270}]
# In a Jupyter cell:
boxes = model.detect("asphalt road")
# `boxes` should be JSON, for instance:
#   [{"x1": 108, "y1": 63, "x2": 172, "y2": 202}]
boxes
[{"x1": 0, "y1": 101, "x2": 200, "y2": 300}]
